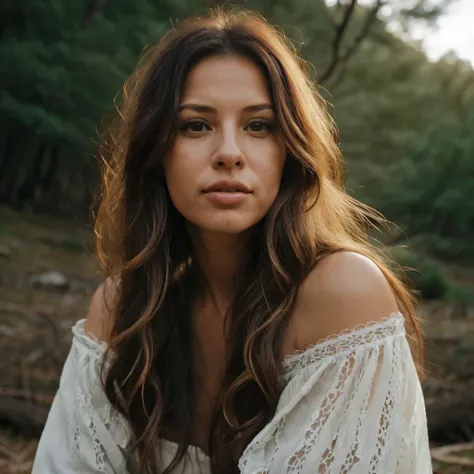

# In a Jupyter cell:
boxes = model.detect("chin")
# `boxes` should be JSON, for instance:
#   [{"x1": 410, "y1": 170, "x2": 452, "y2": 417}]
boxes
[{"x1": 190, "y1": 215, "x2": 262, "y2": 236}]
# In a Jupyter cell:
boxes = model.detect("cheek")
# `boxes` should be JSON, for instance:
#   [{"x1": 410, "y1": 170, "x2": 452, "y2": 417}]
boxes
[{"x1": 258, "y1": 148, "x2": 286, "y2": 201}]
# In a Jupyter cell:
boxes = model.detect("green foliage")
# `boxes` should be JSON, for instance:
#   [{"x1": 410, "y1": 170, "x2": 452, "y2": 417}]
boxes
[
  {"x1": 391, "y1": 246, "x2": 474, "y2": 304},
  {"x1": 0, "y1": 0, "x2": 202, "y2": 212},
  {"x1": 57, "y1": 235, "x2": 86, "y2": 253},
  {"x1": 445, "y1": 284, "x2": 474, "y2": 306},
  {"x1": 317, "y1": 3, "x2": 474, "y2": 266},
  {"x1": 354, "y1": 92, "x2": 474, "y2": 263},
  {"x1": 391, "y1": 247, "x2": 449, "y2": 300}
]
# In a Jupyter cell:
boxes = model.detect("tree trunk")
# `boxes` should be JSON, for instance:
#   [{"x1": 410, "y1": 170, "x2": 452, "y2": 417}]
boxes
[
  {"x1": 0, "y1": 130, "x2": 23, "y2": 203},
  {"x1": 16, "y1": 138, "x2": 44, "y2": 207}
]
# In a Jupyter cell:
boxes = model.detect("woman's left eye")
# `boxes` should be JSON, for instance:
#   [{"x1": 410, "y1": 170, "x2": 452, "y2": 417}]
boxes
[{"x1": 246, "y1": 120, "x2": 274, "y2": 133}]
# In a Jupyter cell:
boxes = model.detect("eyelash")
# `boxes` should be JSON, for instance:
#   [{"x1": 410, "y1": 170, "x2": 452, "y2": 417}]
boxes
[{"x1": 179, "y1": 118, "x2": 275, "y2": 134}]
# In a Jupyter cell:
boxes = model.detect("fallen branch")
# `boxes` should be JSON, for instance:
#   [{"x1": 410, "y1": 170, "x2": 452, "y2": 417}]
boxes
[
  {"x1": 0, "y1": 387, "x2": 54, "y2": 406},
  {"x1": 431, "y1": 441, "x2": 474, "y2": 467},
  {"x1": 0, "y1": 397, "x2": 49, "y2": 438}
]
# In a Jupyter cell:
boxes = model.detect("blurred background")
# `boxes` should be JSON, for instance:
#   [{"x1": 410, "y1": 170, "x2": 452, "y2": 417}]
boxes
[{"x1": 0, "y1": 0, "x2": 473, "y2": 472}]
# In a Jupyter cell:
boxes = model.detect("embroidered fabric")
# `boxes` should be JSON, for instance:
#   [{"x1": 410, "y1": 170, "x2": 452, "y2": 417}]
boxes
[
  {"x1": 281, "y1": 312, "x2": 405, "y2": 378},
  {"x1": 32, "y1": 313, "x2": 432, "y2": 474},
  {"x1": 237, "y1": 312, "x2": 431, "y2": 474}
]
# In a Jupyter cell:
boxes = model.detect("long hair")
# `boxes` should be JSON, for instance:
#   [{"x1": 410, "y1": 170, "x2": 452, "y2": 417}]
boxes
[{"x1": 93, "y1": 8, "x2": 423, "y2": 474}]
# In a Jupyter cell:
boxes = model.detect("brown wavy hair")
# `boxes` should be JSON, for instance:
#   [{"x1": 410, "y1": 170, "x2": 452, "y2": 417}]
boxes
[{"x1": 93, "y1": 8, "x2": 423, "y2": 474}]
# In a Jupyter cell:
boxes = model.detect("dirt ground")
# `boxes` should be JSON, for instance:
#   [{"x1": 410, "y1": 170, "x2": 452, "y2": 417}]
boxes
[{"x1": 0, "y1": 205, "x2": 473, "y2": 473}]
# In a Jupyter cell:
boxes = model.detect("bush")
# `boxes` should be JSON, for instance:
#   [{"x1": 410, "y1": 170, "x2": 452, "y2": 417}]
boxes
[{"x1": 390, "y1": 247, "x2": 450, "y2": 300}]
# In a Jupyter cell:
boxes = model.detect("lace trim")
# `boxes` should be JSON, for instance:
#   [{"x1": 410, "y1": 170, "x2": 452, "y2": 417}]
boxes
[
  {"x1": 73, "y1": 385, "x2": 110, "y2": 471},
  {"x1": 74, "y1": 313, "x2": 405, "y2": 377},
  {"x1": 73, "y1": 319, "x2": 108, "y2": 353},
  {"x1": 282, "y1": 312, "x2": 405, "y2": 377},
  {"x1": 71, "y1": 321, "x2": 131, "y2": 454}
]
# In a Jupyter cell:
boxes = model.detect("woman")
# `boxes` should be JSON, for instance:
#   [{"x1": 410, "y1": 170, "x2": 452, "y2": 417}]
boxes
[{"x1": 32, "y1": 8, "x2": 432, "y2": 474}]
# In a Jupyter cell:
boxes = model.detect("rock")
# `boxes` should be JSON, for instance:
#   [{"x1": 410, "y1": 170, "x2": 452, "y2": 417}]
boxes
[
  {"x1": 0, "y1": 244, "x2": 11, "y2": 259},
  {"x1": 61, "y1": 293, "x2": 81, "y2": 307},
  {"x1": 8, "y1": 239, "x2": 21, "y2": 250},
  {"x1": 0, "y1": 324, "x2": 15, "y2": 336},
  {"x1": 59, "y1": 319, "x2": 76, "y2": 330},
  {"x1": 28, "y1": 270, "x2": 70, "y2": 290}
]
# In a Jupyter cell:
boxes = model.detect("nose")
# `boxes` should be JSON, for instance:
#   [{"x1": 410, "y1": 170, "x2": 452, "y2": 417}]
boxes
[{"x1": 210, "y1": 130, "x2": 245, "y2": 170}]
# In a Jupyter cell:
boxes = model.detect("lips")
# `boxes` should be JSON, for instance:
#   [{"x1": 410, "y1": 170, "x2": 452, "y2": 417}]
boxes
[{"x1": 203, "y1": 180, "x2": 251, "y2": 193}]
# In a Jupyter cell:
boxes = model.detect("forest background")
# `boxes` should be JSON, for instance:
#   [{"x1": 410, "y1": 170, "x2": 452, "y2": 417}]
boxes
[{"x1": 0, "y1": 0, "x2": 473, "y2": 472}]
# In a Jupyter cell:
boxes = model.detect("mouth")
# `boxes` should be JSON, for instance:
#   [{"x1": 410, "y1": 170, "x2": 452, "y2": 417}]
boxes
[
  {"x1": 206, "y1": 189, "x2": 244, "y2": 193},
  {"x1": 203, "y1": 180, "x2": 251, "y2": 194},
  {"x1": 202, "y1": 180, "x2": 251, "y2": 206}
]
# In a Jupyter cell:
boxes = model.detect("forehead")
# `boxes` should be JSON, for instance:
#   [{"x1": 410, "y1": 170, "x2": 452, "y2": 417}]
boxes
[{"x1": 181, "y1": 55, "x2": 272, "y2": 107}]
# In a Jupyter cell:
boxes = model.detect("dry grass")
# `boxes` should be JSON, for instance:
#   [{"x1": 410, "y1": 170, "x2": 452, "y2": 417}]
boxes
[
  {"x1": 0, "y1": 206, "x2": 100, "y2": 473},
  {"x1": 0, "y1": 433, "x2": 37, "y2": 474}
]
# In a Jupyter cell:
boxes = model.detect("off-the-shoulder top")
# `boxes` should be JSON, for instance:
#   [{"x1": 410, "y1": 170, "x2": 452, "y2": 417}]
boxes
[{"x1": 32, "y1": 312, "x2": 433, "y2": 473}]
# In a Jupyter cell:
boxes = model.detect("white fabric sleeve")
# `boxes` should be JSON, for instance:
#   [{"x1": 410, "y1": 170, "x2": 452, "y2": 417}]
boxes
[
  {"x1": 238, "y1": 314, "x2": 432, "y2": 474},
  {"x1": 32, "y1": 320, "x2": 131, "y2": 474}
]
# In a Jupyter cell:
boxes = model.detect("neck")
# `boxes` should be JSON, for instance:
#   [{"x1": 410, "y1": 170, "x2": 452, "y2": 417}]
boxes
[{"x1": 188, "y1": 226, "x2": 252, "y2": 313}]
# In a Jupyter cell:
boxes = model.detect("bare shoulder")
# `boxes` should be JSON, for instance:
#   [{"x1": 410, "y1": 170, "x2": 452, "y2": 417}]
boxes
[
  {"x1": 290, "y1": 252, "x2": 399, "y2": 351},
  {"x1": 83, "y1": 276, "x2": 119, "y2": 343}
]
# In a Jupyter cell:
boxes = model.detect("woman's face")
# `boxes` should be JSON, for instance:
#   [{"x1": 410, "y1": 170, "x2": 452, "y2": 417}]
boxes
[{"x1": 164, "y1": 55, "x2": 286, "y2": 235}]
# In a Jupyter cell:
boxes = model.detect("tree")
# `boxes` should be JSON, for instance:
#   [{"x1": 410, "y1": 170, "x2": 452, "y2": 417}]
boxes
[
  {"x1": 2, "y1": 0, "x2": 471, "y2": 250},
  {"x1": 0, "y1": 0, "x2": 200, "y2": 213}
]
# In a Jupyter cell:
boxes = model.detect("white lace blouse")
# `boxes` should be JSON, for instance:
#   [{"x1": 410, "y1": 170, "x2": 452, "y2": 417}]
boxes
[{"x1": 32, "y1": 312, "x2": 432, "y2": 473}]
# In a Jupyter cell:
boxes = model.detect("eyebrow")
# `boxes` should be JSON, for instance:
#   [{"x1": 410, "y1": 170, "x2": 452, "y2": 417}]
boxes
[{"x1": 179, "y1": 103, "x2": 273, "y2": 113}]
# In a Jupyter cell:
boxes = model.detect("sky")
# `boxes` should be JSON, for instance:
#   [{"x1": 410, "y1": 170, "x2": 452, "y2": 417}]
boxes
[
  {"x1": 326, "y1": 0, "x2": 474, "y2": 66},
  {"x1": 407, "y1": 0, "x2": 474, "y2": 66}
]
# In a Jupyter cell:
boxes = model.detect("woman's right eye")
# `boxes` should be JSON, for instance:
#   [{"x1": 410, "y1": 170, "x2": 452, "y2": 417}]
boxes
[{"x1": 180, "y1": 120, "x2": 211, "y2": 134}]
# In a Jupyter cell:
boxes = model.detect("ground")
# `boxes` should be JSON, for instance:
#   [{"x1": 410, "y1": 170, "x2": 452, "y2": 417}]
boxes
[{"x1": 0, "y1": 205, "x2": 473, "y2": 473}]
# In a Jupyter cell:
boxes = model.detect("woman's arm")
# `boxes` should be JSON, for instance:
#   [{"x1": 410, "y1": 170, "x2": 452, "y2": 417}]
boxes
[{"x1": 83, "y1": 276, "x2": 119, "y2": 343}]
